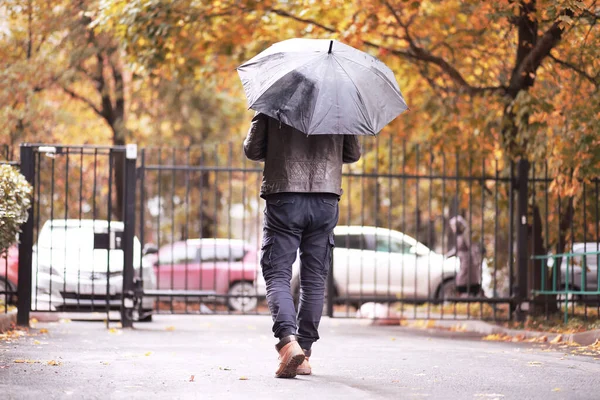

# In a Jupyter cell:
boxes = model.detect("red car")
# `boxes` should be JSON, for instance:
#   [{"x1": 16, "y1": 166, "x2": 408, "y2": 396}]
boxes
[
  {"x1": 0, "y1": 245, "x2": 18, "y2": 303},
  {"x1": 149, "y1": 239, "x2": 260, "y2": 311}
]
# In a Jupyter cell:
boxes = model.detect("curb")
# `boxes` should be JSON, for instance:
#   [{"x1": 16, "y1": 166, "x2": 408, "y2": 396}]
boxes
[
  {"x1": 0, "y1": 310, "x2": 17, "y2": 333},
  {"x1": 431, "y1": 319, "x2": 600, "y2": 346}
]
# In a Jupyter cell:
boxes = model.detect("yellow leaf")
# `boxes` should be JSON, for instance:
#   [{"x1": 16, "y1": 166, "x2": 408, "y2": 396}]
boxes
[
  {"x1": 550, "y1": 335, "x2": 562, "y2": 344},
  {"x1": 552, "y1": 388, "x2": 561, "y2": 392},
  {"x1": 527, "y1": 361, "x2": 542, "y2": 366},
  {"x1": 47, "y1": 360, "x2": 62, "y2": 366},
  {"x1": 145, "y1": 352, "x2": 152, "y2": 356},
  {"x1": 30, "y1": 318, "x2": 38, "y2": 324},
  {"x1": 166, "y1": 326, "x2": 176, "y2": 331},
  {"x1": 239, "y1": 376, "x2": 248, "y2": 380},
  {"x1": 39, "y1": 328, "x2": 48, "y2": 334},
  {"x1": 33, "y1": 340, "x2": 41, "y2": 345}
]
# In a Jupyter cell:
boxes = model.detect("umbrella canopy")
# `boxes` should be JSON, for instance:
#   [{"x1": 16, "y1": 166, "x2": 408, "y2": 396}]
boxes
[{"x1": 237, "y1": 38, "x2": 408, "y2": 136}]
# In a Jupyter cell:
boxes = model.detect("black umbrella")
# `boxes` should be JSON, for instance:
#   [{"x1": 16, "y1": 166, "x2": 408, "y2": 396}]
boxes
[{"x1": 237, "y1": 38, "x2": 408, "y2": 135}]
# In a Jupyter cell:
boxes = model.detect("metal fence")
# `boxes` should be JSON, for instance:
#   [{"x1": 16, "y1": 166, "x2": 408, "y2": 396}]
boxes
[{"x1": 9, "y1": 141, "x2": 600, "y2": 326}]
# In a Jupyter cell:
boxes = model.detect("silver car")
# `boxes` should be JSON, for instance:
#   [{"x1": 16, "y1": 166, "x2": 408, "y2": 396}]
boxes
[{"x1": 31, "y1": 219, "x2": 156, "y2": 319}]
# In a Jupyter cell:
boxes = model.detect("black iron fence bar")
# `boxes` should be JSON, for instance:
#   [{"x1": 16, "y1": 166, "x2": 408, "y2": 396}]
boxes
[
  {"x1": 143, "y1": 165, "x2": 262, "y2": 173},
  {"x1": 17, "y1": 145, "x2": 35, "y2": 326},
  {"x1": 516, "y1": 159, "x2": 529, "y2": 320},
  {"x1": 142, "y1": 164, "x2": 513, "y2": 183},
  {"x1": 25, "y1": 144, "x2": 128, "y2": 151},
  {"x1": 121, "y1": 145, "x2": 137, "y2": 328},
  {"x1": 138, "y1": 149, "x2": 147, "y2": 295},
  {"x1": 105, "y1": 150, "x2": 114, "y2": 326}
]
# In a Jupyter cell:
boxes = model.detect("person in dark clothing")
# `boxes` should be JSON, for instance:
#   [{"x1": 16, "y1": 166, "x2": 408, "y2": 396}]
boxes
[{"x1": 244, "y1": 111, "x2": 361, "y2": 378}]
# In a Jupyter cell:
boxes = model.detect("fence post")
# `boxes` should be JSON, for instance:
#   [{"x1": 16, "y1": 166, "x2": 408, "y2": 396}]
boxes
[
  {"x1": 121, "y1": 145, "x2": 137, "y2": 328},
  {"x1": 17, "y1": 145, "x2": 35, "y2": 327},
  {"x1": 516, "y1": 159, "x2": 530, "y2": 321}
]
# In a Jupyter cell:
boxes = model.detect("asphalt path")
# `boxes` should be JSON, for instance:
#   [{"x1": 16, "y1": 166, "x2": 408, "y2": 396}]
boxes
[{"x1": 1, "y1": 315, "x2": 599, "y2": 399}]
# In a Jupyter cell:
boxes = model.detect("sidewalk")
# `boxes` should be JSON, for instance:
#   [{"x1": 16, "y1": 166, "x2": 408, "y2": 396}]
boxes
[{"x1": 2, "y1": 314, "x2": 600, "y2": 399}]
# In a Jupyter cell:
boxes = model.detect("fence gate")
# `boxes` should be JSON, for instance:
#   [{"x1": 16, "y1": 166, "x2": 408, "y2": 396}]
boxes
[
  {"x1": 16, "y1": 144, "x2": 138, "y2": 327},
  {"x1": 133, "y1": 146, "x2": 268, "y2": 317}
]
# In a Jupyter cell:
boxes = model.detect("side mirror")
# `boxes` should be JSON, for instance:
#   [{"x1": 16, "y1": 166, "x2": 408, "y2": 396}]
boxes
[{"x1": 143, "y1": 243, "x2": 158, "y2": 256}]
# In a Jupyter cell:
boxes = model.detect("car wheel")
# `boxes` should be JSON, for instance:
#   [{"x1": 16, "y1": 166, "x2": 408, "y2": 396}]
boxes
[
  {"x1": 137, "y1": 310, "x2": 154, "y2": 322},
  {"x1": 227, "y1": 281, "x2": 258, "y2": 312},
  {"x1": 437, "y1": 279, "x2": 457, "y2": 301}
]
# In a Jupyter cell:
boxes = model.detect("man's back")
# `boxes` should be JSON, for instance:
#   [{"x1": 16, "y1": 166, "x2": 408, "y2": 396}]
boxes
[{"x1": 243, "y1": 112, "x2": 361, "y2": 197}]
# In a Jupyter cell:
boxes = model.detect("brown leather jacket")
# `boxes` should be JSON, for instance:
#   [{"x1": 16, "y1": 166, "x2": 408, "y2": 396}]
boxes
[{"x1": 243, "y1": 112, "x2": 361, "y2": 198}]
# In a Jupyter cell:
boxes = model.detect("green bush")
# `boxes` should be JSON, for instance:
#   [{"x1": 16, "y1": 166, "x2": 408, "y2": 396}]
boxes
[{"x1": 0, "y1": 164, "x2": 32, "y2": 256}]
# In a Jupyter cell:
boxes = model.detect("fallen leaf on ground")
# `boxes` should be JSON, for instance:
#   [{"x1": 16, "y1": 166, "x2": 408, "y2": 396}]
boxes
[
  {"x1": 39, "y1": 328, "x2": 48, "y2": 334},
  {"x1": 482, "y1": 334, "x2": 510, "y2": 342},
  {"x1": 189, "y1": 375, "x2": 195, "y2": 382},
  {"x1": 14, "y1": 359, "x2": 39, "y2": 364},
  {"x1": 47, "y1": 360, "x2": 62, "y2": 366},
  {"x1": 450, "y1": 324, "x2": 468, "y2": 332},
  {"x1": 145, "y1": 352, "x2": 152, "y2": 356},
  {"x1": 59, "y1": 319, "x2": 71, "y2": 323},
  {"x1": 101, "y1": 362, "x2": 110, "y2": 365},
  {"x1": 166, "y1": 326, "x2": 176, "y2": 331},
  {"x1": 219, "y1": 366, "x2": 232, "y2": 371},
  {"x1": 33, "y1": 340, "x2": 41, "y2": 345},
  {"x1": 550, "y1": 335, "x2": 562, "y2": 344},
  {"x1": 239, "y1": 376, "x2": 248, "y2": 380},
  {"x1": 527, "y1": 361, "x2": 542, "y2": 366},
  {"x1": 552, "y1": 388, "x2": 561, "y2": 392},
  {"x1": 108, "y1": 328, "x2": 121, "y2": 335},
  {"x1": 30, "y1": 318, "x2": 38, "y2": 324}
]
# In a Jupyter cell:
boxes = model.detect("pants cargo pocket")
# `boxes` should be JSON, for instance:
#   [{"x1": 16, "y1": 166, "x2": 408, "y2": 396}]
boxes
[
  {"x1": 326, "y1": 232, "x2": 335, "y2": 271},
  {"x1": 261, "y1": 233, "x2": 275, "y2": 270}
]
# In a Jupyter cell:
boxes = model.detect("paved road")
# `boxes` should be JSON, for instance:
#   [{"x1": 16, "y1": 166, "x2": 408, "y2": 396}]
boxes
[{"x1": 1, "y1": 315, "x2": 599, "y2": 399}]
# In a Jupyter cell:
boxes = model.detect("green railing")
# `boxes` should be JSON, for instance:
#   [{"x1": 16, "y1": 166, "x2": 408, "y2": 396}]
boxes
[{"x1": 532, "y1": 250, "x2": 600, "y2": 324}]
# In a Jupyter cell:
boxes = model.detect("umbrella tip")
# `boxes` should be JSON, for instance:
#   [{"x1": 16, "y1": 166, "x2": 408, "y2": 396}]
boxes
[{"x1": 328, "y1": 40, "x2": 333, "y2": 54}]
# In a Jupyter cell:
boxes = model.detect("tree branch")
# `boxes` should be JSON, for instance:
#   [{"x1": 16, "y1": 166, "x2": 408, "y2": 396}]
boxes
[
  {"x1": 61, "y1": 86, "x2": 104, "y2": 118},
  {"x1": 269, "y1": 5, "x2": 505, "y2": 96},
  {"x1": 269, "y1": 8, "x2": 336, "y2": 33},
  {"x1": 508, "y1": 8, "x2": 573, "y2": 96},
  {"x1": 549, "y1": 54, "x2": 599, "y2": 88}
]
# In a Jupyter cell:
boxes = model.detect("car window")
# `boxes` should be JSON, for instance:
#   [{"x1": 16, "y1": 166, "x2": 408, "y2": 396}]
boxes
[
  {"x1": 375, "y1": 236, "x2": 412, "y2": 253},
  {"x1": 334, "y1": 234, "x2": 374, "y2": 251},
  {"x1": 158, "y1": 243, "x2": 194, "y2": 265},
  {"x1": 573, "y1": 245, "x2": 599, "y2": 267},
  {"x1": 197, "y1": 244, "x2": 246, "y2": 262},
  {"x1": 39, "y1": 226, "x2": 94, "y2": 249}
]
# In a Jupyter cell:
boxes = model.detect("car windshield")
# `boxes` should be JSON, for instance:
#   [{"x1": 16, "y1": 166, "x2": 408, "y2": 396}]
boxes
[{"x1": 38, "y1": 226, "x2": 93, "y2": 249}]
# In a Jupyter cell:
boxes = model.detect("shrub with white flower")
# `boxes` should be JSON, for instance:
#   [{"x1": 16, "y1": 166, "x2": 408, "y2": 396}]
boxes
[{"x1": 0, "y1": 164, "x2": 32, "y2": 256}]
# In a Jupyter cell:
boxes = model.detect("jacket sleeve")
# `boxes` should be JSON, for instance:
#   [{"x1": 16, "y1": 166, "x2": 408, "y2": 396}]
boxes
[
  {"x1": 342, "y1": 135, "x2": 361, "y2": 164},
  {"x1": 243, "y1": 112, "x2": 268, "y2": 162}
]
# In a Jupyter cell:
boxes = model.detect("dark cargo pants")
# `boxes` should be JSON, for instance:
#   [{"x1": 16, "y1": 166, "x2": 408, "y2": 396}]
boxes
[{"x1": 261, "y1": 192, "x2": 339, "y2": 351}]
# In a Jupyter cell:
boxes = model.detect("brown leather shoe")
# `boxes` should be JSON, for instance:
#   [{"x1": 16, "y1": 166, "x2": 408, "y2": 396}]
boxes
[
  {"x1": 275, "y1": 335, "x2": 305, "y2": 378},
  {"x1": 296, "y1": 349, "x2": 311, "y2": 375}
]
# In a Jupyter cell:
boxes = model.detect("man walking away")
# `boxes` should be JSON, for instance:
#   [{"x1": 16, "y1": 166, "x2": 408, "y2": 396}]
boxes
[{"x1": 244, "y1": 112, "x2": 361, "y2": 378}]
